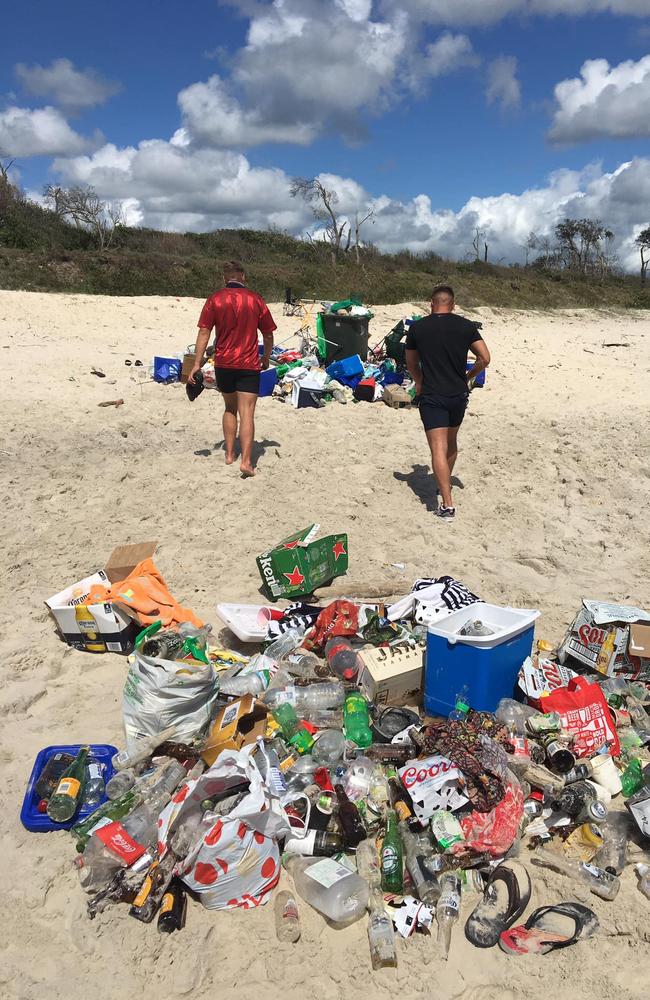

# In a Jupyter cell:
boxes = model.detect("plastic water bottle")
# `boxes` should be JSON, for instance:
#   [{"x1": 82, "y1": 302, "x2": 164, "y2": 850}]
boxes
[
  {"x1": 219, "y1": 671, "x2": 269, "y2": 696},
  {"x1": 274, "y1": 889, "x2": 302, "y2": 942},
  {"x1": 264, "y1": 629, "x2": 304, "y2": 661},
  {"x1": 284, "y1": 855, "x2": 369, "y2": 925},
  {"x1": 83, "y1": 761, "x2": 106, "y2": 807},
  {"x1": 263, "y1": 682, "x2": 345, "y2": 712},
  {"x1": 531, "y1": 847, "x2": 620, "y2": 900},
  {"x1": 495, "y1": 698, "x2": 537, "y2": 734},
  {"x1": 105, "y1": 768, "x2": 137, "y2": 800}
]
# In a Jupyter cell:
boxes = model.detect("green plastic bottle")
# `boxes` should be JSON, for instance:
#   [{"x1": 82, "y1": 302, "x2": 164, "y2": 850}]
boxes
[
  {"x1": 343, "y1": 693, "x2": 372, "y2": 749},
  {"x1": 621, "y1": 758, "x2": 644, "y2": 797},
  {"x1": 380, "y1": 810, "x2": 403, "y2": 893},
  {"x1": 272, "y1": 703, "x2": 314, "y2": 755}
]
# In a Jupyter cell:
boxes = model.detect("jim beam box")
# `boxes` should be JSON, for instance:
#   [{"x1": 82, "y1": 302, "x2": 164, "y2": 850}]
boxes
[{"x1": 256, "y1": 524, "x2": 348, "y2": 601}]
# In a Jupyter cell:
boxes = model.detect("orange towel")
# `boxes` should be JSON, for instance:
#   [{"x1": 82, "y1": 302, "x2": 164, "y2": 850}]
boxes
[{"x1": 86, "y1": 558, "x2": 203, "y2": 628}]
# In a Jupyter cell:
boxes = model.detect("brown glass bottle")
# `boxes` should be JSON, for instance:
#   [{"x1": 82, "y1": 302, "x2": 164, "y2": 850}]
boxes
[{"x1": 334, "y1": 783, "x2": 366, "y2": 847}]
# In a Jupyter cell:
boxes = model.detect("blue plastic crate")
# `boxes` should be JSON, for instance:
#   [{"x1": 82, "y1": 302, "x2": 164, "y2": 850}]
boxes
[
  {"x1": 21, "y1": 743, "x2": 118, "y2": 833},
  {"x1": 425, "y1": 603, "x2": 539, "y2": 716}
]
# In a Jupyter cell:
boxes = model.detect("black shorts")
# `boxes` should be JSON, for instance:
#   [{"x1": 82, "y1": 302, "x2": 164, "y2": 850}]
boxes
[
  {"x1": 419, "y1": 392, "x2": 469, "y2": 430},
  {"x1": 215, "y1": 367, "x2": 260, "y2": 395}
]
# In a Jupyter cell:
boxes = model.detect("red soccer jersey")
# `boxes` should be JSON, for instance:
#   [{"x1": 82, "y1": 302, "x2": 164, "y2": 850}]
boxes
[{"x1": 197, "y1": 283, "x2": 277, "y2": 371}]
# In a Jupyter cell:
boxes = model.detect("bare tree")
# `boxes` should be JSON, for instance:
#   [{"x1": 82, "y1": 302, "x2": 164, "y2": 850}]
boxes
[
  {"x1": 43, "y1": 183, "x2": 123, "y2": 249},
  {"x1": 290, "y1": 177, "x2": 349, "y2": 265},
  {"x1": 635, "y1": 227, "x2": 650, "y2": 285},
  {"x1": 472, "y1": 226, "x2": 488, "y2": 263},
  {"x1": 353, "y1": 207, "x2": 375, "y2": 265},
  {"x1": 524, "y1": 231, "x2": 538, "y2": 267}
]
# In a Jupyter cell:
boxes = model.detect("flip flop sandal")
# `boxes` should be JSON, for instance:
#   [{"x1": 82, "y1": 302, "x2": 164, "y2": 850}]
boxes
[
  {"x1": 498, "y1": 902, "x2": 599, "y2": 956},
  {"x1": 464, "y1": 860, "x2": 532, "y2": 948}
]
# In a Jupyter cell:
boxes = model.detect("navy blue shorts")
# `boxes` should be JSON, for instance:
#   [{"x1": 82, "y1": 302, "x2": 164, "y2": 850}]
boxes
[
  {"x1": 215, "y1": 367, "x2": 260, "y2": 395},
  {"x1": 418, "y1": 392, "x2": 469, "y2": 430}
]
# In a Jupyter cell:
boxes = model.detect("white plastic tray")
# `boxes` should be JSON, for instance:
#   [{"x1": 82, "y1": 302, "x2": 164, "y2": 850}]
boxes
[{"x1": 216, "y1": 603, "x2": 268, "y2": 643}]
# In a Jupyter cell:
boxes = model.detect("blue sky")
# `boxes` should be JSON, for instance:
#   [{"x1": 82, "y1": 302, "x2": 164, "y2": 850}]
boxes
[{"x1": 2, "y1": 0, "x2": 650, "y2": 267}]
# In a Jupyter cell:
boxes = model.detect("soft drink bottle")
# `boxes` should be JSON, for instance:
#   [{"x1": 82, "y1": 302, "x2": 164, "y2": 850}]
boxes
[
  {"x1": 343, "y1": 693, "x2": 372, "y2": 749},
  {"x1": 325, "y1": 637, "x2": 362, "y2": 681}
]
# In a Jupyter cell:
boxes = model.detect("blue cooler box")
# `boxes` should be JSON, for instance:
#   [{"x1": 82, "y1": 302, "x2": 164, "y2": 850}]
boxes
[
  {"x1": 425, "y1": 603, "x2": 540, "y2": 716},
  {"x1": 259, "y1": 368, "x2": 278, "y2": 397}
]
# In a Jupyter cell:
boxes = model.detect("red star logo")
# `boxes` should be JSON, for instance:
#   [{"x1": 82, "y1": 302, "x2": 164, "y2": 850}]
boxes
[
  {"x1": 284, "y1": 566, "x2": 306, "y2": 587},
  {"x1": 332, "y1": 541, "x2": 347, "y2": 561},
  {"x1": 283, "y1": 541, "x2": 300, "y2": 549}
]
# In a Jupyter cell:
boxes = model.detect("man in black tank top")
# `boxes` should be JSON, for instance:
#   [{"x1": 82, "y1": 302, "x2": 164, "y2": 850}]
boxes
[{"x1": 405, "y1": 285, "x2": 490, "y2": 520}]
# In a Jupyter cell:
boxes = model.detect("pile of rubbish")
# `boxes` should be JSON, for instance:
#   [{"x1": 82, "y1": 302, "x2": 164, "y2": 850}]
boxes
[
  {"x1": 151, "y1": 300, "x2": 435, "y2": 409},
  {"x1": 25, "y1": 533, "x2": 650, "y2": 965}
]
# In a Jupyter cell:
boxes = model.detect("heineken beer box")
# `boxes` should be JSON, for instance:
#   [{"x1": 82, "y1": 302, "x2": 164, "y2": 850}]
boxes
[{"x1": 257, "y1": 524, "x2": 348, "y2": 601}]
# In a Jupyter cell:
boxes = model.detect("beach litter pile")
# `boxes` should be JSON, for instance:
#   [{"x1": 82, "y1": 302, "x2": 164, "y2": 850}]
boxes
[
  {"x1": 149, "y1": 299, "x2": 484, "y2": 409},
  {"x1": 24, "y1": 531, "x2": 650, "y2": 964}
]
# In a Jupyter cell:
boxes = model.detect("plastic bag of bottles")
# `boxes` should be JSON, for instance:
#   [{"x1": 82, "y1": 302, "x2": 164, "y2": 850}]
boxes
[
  {"x1": 122, "y1": 649, "x2": 220, "y2": 750},
  {"x1": 157, "y1": 746, "x2": 293, "y2": 910}
]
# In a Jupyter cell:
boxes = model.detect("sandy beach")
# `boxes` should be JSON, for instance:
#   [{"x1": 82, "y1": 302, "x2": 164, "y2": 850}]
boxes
[{"x1": 1, "y1": 290, "x2": 649, "y2": 1000}]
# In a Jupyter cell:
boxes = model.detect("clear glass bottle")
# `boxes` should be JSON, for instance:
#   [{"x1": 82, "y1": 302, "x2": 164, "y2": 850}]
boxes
[
  {"x1": 436, "y1": 873, "x2": 461, "y2": 960},
  {"x1": 274, "y1": 889, "x2": 302, "y2": 942}
]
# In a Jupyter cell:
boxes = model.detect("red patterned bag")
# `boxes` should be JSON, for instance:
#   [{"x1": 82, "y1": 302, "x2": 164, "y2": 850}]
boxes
[{"x1": 541, "y1": 676, "x2": 620, "y2": 758}]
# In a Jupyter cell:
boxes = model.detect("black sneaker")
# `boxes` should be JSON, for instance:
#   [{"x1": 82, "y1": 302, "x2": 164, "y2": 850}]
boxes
[{"x1": 435, "y1": 505, "x2": 456, "y2": 520}]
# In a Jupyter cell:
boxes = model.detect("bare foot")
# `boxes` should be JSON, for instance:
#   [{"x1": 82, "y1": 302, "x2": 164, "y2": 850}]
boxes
[
  {"x1": 225, "y1": 453, "x2": 235, "y2": 465},
  {"x1": 240, "y1": 463, "x2": 256, "y2": 478}
]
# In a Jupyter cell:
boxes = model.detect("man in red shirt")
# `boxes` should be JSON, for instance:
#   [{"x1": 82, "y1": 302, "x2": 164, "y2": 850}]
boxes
[{"x1": 189, "y1": 261, "x2": 277, "y2": 477}]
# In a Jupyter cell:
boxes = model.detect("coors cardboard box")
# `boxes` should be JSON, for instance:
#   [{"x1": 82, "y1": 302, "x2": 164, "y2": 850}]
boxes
[
  {"x1": 559, "y1": 599, "x2": 650, "y2": 681},
  {"x1": 256, "y1": 524, "x2": 348, "y2": 601}
]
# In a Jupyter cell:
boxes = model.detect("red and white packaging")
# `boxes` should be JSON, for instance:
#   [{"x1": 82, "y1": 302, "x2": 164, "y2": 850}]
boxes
[
  {"x1": 398, "y1": 755, "x2": 469, "y2": 819},
  {"x1": 559, "y1": 601, "x2": 649, "y2": 680},
  {"x1": 541, "y1": 676, "x2": 620, "y2": 759},
  {"x1": 95, "y1": 821, "x2": 147, "y2": 865},
  {"x1": 518, "y1": 656, "x2": 577, "y2": 708}
]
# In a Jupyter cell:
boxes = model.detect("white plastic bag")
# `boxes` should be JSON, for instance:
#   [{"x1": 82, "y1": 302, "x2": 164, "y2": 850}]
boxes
[
  {"x1": 122, "y1": 650, "x2": 220, "y2": 749},
  {"x1": 158, "y1": 746, "x2": 293, "y2": 909}
]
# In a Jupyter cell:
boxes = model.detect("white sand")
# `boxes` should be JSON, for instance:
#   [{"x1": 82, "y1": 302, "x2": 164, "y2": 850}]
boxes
[{"x1": 1, "y1": 290, "x2": 649, "y2": 999}]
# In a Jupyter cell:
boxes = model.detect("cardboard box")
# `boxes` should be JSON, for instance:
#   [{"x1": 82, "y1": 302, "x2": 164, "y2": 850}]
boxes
[
  {"x1": 180, "y1": 353, "x2": 196, "y2": 385},
  {"x1": 105, "y1": 541, "x2": 157, "y2": 583},
  {"x1": 201, "y1": 695, "x2": 268, "y2": 765},
  {"x1": 560, "y1": 601, "x2": 649, "y2": 680},
  {"x1": 45, "y1": 542, "x2": 158, "y2": 654},
  {"x1": 256, "y1": 524, "x2": 348, "y2": 601},
  {"x1": 383, "y1": 385, "x2": 412, "y2": 409},
  {"x1": 629, "y1": 624, "x2": 650, "y2": 659},
  {"x1": 358, "y1": 645, "x2": 423, "y2": 707}
]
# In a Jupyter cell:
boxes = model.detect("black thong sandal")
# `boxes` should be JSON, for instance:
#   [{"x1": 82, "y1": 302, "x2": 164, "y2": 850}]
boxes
[
  {"x1": 499, "y1": 902, "x2": 599, "y2": 955},
  {"x1": 464, "y1": 860, "x2": 532, "y2": 949}
]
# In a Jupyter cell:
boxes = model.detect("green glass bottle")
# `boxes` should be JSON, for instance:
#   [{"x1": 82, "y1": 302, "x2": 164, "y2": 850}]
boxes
[
  {"x1": 380, "y1": 810, "x2": 403, "y2": 893},
  {"x1": 72, "y1": 789, "x2": 139, "y2": 851},
  {"x1": 46, "y1": 746, "x2": 90, "y2": 823}
]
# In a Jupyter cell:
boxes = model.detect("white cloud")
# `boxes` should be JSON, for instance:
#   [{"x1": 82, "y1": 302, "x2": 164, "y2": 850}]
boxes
[
  {"x1": 549, "y1": 55, "x2": 650, "y2": 144},
  {"x1": 381, "y1": 0, "x2": 650, "y2": 27},
  {"x1": 52, "y1": 133, "x2": 650, "y2": 271},
  {"x1": 15, "y1": 58, "x2": 121, "y2": 114},
  {"x1": 423, "y1": 32, "x2": 479, "y2": 78},
  {"x1": 486, "y1": 56, "x2": 521, "y2": 110},
  {"x1": 0, "y1": 106, "x2": 95, "y2": 157},
  {"x1": 177, "y1": 75, "x2": 315, "y2": 148}
]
